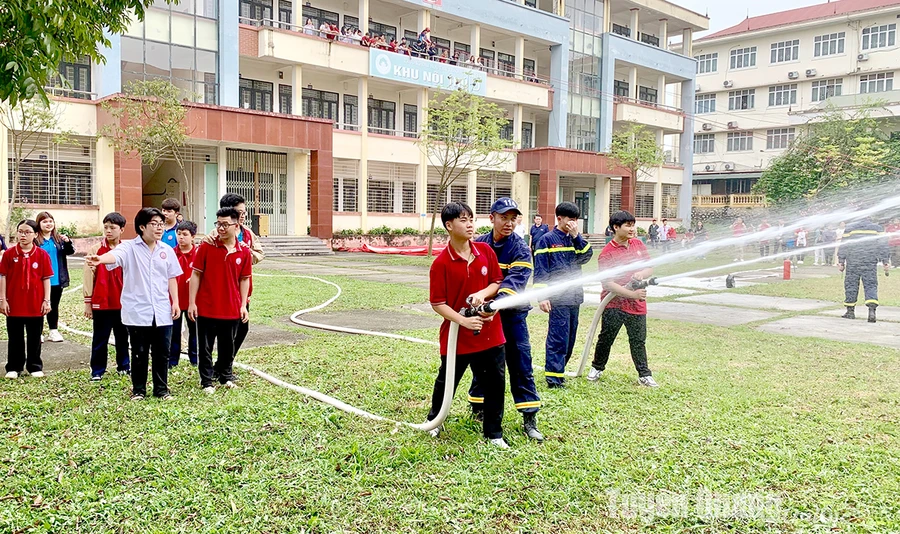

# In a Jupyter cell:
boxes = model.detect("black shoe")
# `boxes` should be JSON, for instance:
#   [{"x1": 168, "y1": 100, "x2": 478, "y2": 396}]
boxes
[
  {"x1": 842, "y1": 307, "x2": 855, "y2": 320},
  {"x1": 471, "y1": 407, "x2": 485, "y2": 422},
  {"x1": 523, "y1": 413, "x2": 544, "y2": 442},
  {"x1": 546, "y1": 382, "x2": 566, "y2": 389},
  {"x1": 868, "y1": 306, "x2": 877, "y2": 323}
]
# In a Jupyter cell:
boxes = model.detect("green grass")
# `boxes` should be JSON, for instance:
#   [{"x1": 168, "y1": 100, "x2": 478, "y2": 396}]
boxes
[
  {"x1": 0, "y1": 259, "x2": 898, "y2": 532},
  {"x1": 733, "y1": 268, "x2": 900, "y2": 307}
]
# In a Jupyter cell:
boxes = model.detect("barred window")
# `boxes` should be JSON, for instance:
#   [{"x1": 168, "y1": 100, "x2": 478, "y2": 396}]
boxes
[
  {"x1": 367, "y1": 180, "x2": 393, "y2": 212},
  {"x1": 239, "y1": 78, "x2": 272, "y2": 112},
  {"x1": 814, "y1": 32, "x2": 844, "y2": 57},
  {"x1": 728, "y1": 89, "x2": 755, "y2": 111},
  {"x1": 367, "y1": 162, "x2": 417, "y2": 213},
  {"x1": 770, "y1": 40, "x2": 799, "y2": 64},
  {"x1": 609, "y1": 179, "x2": 621, "y2": 214},
  {"x1": 368, "y1": 20, "x2": 396, "y2": 40},
  {"x1": 302, "y1": 88, "x2": 338, "y2": 120},
  {"x1": 766, "y1": 128, "x2": 795, "y2": 150},
  {"x1": 301, "y1": 5, "x2": 339, "y2": 29},
  {"x1": 768, "y1": 84, "x2": 797, "y2": 107},
  {"x1": 694, "y1": 133, "x2": 715, "y2": 154},
  {"x1": 475, "y1": 172, "x2": 512, "y2": 215},
  {"x1": 332, "y1": 159, "x2": 358, "y2": 212},
  {"x1": 638, "y1": 86, "x2": 658, "y2": 104},
  {"x1": 7, "y1": 135, "x2": 94, "y2": 206},
  {"x1": 811, "y1": 78, "x2": 842, "y2": 102},
  {"x1": 695, "y1": 93, "x2": 716, "y2": 114},
  {"x1": 635, "y1": 182, "x2": 654, "y2": 219},
  {"x1": 613, "y1": 80, "x2": 629, "y2": 97},
  {"x1": 729, "y1": 46, "x2": 756, "y2": 69},
  {"x1": 862, "y1": 24, "x2": 896, "y2": 51},
  {"x1": 661, "y1": 184, "x2": 680, "y2": 219},
  {"x1": 695, "y1": 53, "x2": 717, "y2": 74},
  {"x1": 727, "y1": 131, "x2": 753, "y2": 152}
]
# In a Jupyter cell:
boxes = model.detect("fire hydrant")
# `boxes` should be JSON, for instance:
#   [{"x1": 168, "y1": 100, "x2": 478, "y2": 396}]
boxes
[{"x1": 783, "y1": 259, "x2": 792, "y2": 280}]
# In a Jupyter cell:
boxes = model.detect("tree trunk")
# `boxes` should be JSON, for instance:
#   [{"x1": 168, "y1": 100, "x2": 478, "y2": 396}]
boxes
[{"x1": 427, "y1": 211, "x2": 438, "y2": 258}]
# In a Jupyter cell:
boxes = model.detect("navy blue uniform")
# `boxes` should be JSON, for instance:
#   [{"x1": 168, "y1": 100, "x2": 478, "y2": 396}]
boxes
[
  {"x1": 468, "y1": 232, "x2": 541, "y2": 414},
  {"x1": 533, "y1": 228, "x2": 593, "y2": 386},
  {"x1": 838, "y1": 219, "x2": 890, "y2": 307},
  {"x1": 529, "y1": 223, "x2": 550, "y2": 250}
]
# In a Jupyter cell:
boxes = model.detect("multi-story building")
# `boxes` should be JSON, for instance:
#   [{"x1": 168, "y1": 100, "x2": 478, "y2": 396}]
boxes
[
  {"x1": 1, "y1": 0, "x2": 706, "y2": 240},
  {"x1": 690, "y1": 0, "x2": 900, "y2": 210}
]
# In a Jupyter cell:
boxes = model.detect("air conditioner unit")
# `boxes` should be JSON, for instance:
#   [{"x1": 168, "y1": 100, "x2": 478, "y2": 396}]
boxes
[
  {"x1": 704, "y1": 164, "x2": 716, "y2": 172},
  {"x1": 702, "y1": 123, "x2": 713, "y2": 131},
  {"x1": 858, "y1": 53, "x2": 869, "y2": 61},
  {"x1": 805, "y1": 69, "x2": 817, "y2": 77},
  {"x1": 724, "y1": 163, "x2": 735, "y2": 171},
  {"x1": 788, "y1": 71, "x2": 800, "y2": 80},
  {"x1": 695, "y1": 85, "x2": 701, "y2": 92},
  {"x1": 727, "y1": 121, "x2": 739, "y2": 129},
  {"x1": 723, "y1": 80, "x2": 734, "y2": 88}
]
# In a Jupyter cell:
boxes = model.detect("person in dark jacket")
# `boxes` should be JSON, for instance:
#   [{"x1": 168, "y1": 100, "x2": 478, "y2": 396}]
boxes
[
  {"x1": 469, "y1": 198, "x2": 543, "y2": 441},
  {"x1": 533, "y1": 202, "x2": 593, "y2": 388},
  {"x1": 529, "y1": 214, "x2": 550, "y2": 251},
  {"x1": 838, "y1": 217, "x2": 890, "y2": 322},
  {"x1": 648, "y1": 219, "x2": 660, "y2": 248},
  {"x1": 36, "y1": 211, "x2": 75, "y2": 342}
]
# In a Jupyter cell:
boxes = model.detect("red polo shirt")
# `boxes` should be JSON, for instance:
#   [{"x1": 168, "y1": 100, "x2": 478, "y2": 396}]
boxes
[
  {"x1": 175, "y1": 245, "x2": 197, "y2": 310},
  {"x1": 597, "y1": 238, "x2": 650, "y2": 316},
  {"x1": 429, "y1": 241, "x2": 505, "y2": 355},
  {"x1": 90, "y1": 240, "x2": 124, "y2": 311},
  {"x1": 0, "y1": 245, "x2": 53, "y2": 317},
  {"x1": 192, "y1": 239, "x2": 252, "y2": 320}
]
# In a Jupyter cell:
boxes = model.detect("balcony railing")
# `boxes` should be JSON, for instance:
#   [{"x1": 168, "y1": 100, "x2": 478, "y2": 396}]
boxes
[
  {"x1": 44, "y1": 86, "x2": 96, "y2": 100},
  {"x1": 692, "y1": 194, "x2": 767, "y2": 208}
]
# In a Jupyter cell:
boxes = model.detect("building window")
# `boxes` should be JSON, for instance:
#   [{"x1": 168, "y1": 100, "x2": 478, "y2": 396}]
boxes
[
  {"x1": 770, "y1": 39, "x2": 799, "y2": 63},
  {"x1": 609, "y1": 179, "x2": 621, "y2": 214},
  {"x1": 768, "y1": 84, "x2": 797, "y2": 107},
  {"x1": 301, "y1": 5, "x2": 339, "y2": 29},
  {"x1": 694, "y1": 133, "x2": 715, "y2": 154},
  {"x1": 729, "y1": 46, "x2": 757, "y2": 69},
  {"x1": 728, "y1": 89, "x2": 755, "y2": 111},
  {"x1": 343, "y1": 94, "x2": 358, "y2": 130},
  {"x1": 367, "y1": 180, "x2": 394, "y2": 212},
  {"x1": 611, "y1": 23, "x2": 631, "y2": 38},
  {"x1": 278, "y1": 84, "x2": 292, "y2": 114},
  {"x1": 727, "y1": 131, "x2": 754, "y2": 152},
  {"x1": 695, "y1": 53, "x2": 718, "y2": 74},
  {"x1": 403, "y1": 104, "x2": 417, "y2": 138},
  {"x1": 7, "y1": 135, "x2": 94, "y2": 206},
  {"x1": 766, "y1": 128, "x2": 795, "y2": 150},
  {"x1": 48, "y1": 56, "x2": 92, "y2": 99},
  {"x1": 638, "y1": 86, "x2": 658, "y2": 104},
  {"x1": 239, "y1": 78, "x2": 273, "y2": 112},
  {"x1": 814, "y1": 32, "x2": 845, "y2": 57},
  {"x1": 301, "y1": 88, "x2": 338, "y2": 120},
  {"x1": 500, "y1": 120, "x2": 514, "y2": 142},
  {"x1": 278, "y1": 0, "x2": 292, "y2": 26},
  {"x1": 432, "y1": 36, "x2": 451, "y2": 56},
  {"x1": 639, "y1": 33, "x2": 660, "y2": 47},
  {"x1": 613, "y1": 80, "x2": 629, "y2": 98},
  {"x1": 862, "y1": 24, "x2": 896, "y2": 51},
  {"x1": 368, "y1": 98, "x2": 395, "y2": 134},
  {"x1": 523, "y1": 58, "x2": 536, "y2": 80},
  {"x1": 566, "y1": 114, "x2": 597, "y2": 152},
  {"x1": 497, "y1": 52, "x2": 515, "y2": 76},
  {"x1": 661, "y1": 184, "x2": 680, "y2": 219},
  {"x1": 635, "y1": 182, "x2": 655, "y2": 219},
  {"x1": 240, "y1": 0, "x2": 272, "y2": 21},
  {"x1": 333, "y1": 159, "x2": 358, "y2": 212},
  {"x1": 811, "y1": 78, "x2": 842, "y2": 102},
  {"x1": 695, "y1": 93, "x2": 716, "y2": 114},
  {"x1": 402, "y1": 182, "x2": 416, "y2": 213},
  {"x1": 475, "y1": 172, "x2": 512, "y2": 215},
  {"x1": 860, "y1": 72, "x2": 894, "y2": 93},
  {"x1": 522, "y1": 122, "x2": 533, "y2": 149},
  {"x1": 453, "y1": 42, "x2": 470, "y2": 61},
  {"x1": 479, "y1": 49, "x2": 495, "y2": 70},
  {"x1": 368, "y1": 21, "x2": 397, "y2": 41}
]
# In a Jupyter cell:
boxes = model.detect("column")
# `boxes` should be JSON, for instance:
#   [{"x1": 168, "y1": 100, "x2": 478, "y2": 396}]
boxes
[
  {"x1": 600, "y1": 177, "x2": 611, "y2": 227},
  {"x1": 653, "y1": 179, "x2": 663, "y2": 220},
  {"x1": 657, "y1": 73, "x2": 666, "y2": 106},
  {"x1": 629, "y1": 9, "x2": 640, "y2": 41},
  {"x1": 621, "y1": 173, "x2": 635, "y2": 214},
  {"x1": 359, "y1": 0, "x2": 369, "y2": 34},
  {"x1": 310, "y1": 148, "x2": 333, "y2": 239},
  {"x1": 218, "y1": 0, "x2": 239, "y2": 107},
  {"x1": 682, "y1": 28, "x2": 694, "y2": 57},
  {"x1": 593, "y1": 176, "x2": 604, "y2": 235},
  {"x1": 629, "y1": 66, "x2": 638, "y2": 100},
  {"x1": 678, "y1": 79, "x2": 696, "y2": 227},
  {"x1": 471, "y1": 25, "x2": 481, "y2": 59},
  {"x1": 538, "y1": 170, "x2": 558, "y2": 224},
  {"x1": 659, "y1": 19, "x2": 668, "y2": 46},
  {"x1": 288, "y1": 151, "x2": 309, "y2": 235},
  {"x1": 548, "y1": 43, "x2": 569, "y2": 147},
  {"x1": 358, "y1": 77, "x2": 369, "y2": 231},
  {"x1": 418, "y1": 9, "x2": 431, "y2": 33},
  {"x1": 417, "y1": 89, "x2": 429, "y2": 232},
  {"x1": 292, "y1": 0, "x2": 302, "y2": 28},
  {"x1": 511, "y1": 171, "x2": 530, "y2": 221},
  {"x1": 291, "y1": 65, "x2": 302, "y2": 116},
  {"x1": 513, "y1": 104, "x2": 523, "y2": 148},
  {"x1": 217, "y1": 146, "x2": 228, "y2": 201},
  {"x1": 114, "y1": 151, "x2": 144, "y2": 239},
  {"x1": 466, "y1": 170, "x2": 477, "y2": 213},
  {"x1": 515, "y1": 37, "x2": 525, "y2": 78}
]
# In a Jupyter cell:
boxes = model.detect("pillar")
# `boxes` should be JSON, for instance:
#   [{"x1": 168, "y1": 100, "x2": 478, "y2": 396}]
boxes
[
  {"x1": 359, "y1": 0, "x2": 369, "y2": 34},
  {"x1": 217, "y1": 146, "x2": 228, "y2": 201},
  {"x1": 114, "y1": 151, "x2": 144, "y2": 239},
  {"x1": 466, "y1": 170, "x2": 477, "y2": 213},
  {"x1": 511, "y1": 171, "x2": 530, "y2": 221},
  {"x1": 621, "y1": 173, "x2": 635, "y2": 214},
  {"x1": 657, "y1": 73, "x2": 666, "y2": 105},
  {"x1": 653, "y1": 179, "x2": 663, "y2": 220},
  {"x1": 513, "y1": 104, "x2": 523, "y2": 147},
  {"x1": 288, "y1": 151, "x2": 309, "y2": 235},
  {"x1": 358, "y1": 77, "x2": 369, "y2": 231},
  {"x1": 629, "y1": 66, "x2": 638, "y2": 100},
  {"x1": 548, "y1": 42, "x2": 569, "y2": 147},
  {"x1": 471, "y1": 25, "x2": 481, "y2": 59},
  {"x1": 682, "y1": 28, "x2": 694, "y2": 57},
  {"x1": 96, "y1": 137, "x2": 117, "y2": 226},
  {"x1": 593, "y1": 176, "x2": 605, "y2": 234},
  {"x1": 600, "y1": 177, "x2": 612, "y2": 227},
  {"x1": 310, "y1": 147, "x2": 333, "y2": 239},
  {"x1": 538, "y1": 170, "x2": 558, "y2": 225},
  {"x1": 418, "y1": 9, "x2": 431, "y2": 33},
  {"x1": 292, "y1": 0, "x2": 302, "y2": 28},
  {"x1": 679, "y1": 79, "x2": 696, "y2": 227},
  {"x1": 603, "y1": 0, "x2": 611, "y2": 33},
  {"x1": 629, "y1": 9, "x2": 640, "y2": 41},
  {"x1": 659, "y1": 19, "x2": 668, "y2": 47},
  {"x1": 291, "y1": 65, "x2": 302, "y2": 116},
  {"x1": 218, "y1": 0, "x2": 239, "y2": 107},
  {"x1": 417, "y1": 88, "x2": 429, "y2": 232},
  {"x1": 515, "y1": 37, "x2": 525, "y2": 78}
]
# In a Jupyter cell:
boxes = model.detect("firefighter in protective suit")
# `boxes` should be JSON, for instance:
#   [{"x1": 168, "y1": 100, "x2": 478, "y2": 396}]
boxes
[
  {"x1": 838, "y1": 217, "x2": 891, "y2": 323},
  {"x1": 468, "y1": 198, "x2": 543, "y2": 441}
]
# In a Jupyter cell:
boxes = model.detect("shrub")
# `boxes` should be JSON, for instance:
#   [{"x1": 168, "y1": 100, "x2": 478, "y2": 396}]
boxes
[
  {"x1": 476, "y1": 225, "x2": 493, "y2": 235},
  {"x1": 57, "y1": 223, "x2": 79, "y2": 238},
  {"x1": 432, "y1": 227, "x2": 448, "y2": 236},
  {"x1": 367, "y1": 225, "x2": 393, "y2": 236},
  {"x1": 636, "y1": 226, "x2": 647, "y2": 236},
  {"x1": 399, "y1": 227, "x2": 420, "y2": 235},
  {"x1": 334, "y1": 228, "x2": 363, "y2": 237}
]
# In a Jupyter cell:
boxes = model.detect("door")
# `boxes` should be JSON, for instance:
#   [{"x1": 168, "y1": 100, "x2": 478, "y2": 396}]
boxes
[
  {"x1": 225, "y1": 149, "x2": 288, "y2": 235},
  {"x1": 574, "y1": 191, "x2": 590, "y2": 234}
]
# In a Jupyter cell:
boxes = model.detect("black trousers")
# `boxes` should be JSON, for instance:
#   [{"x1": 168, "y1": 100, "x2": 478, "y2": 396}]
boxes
[
  {"x1": 90, "y1": 310, "x2": 131, "y2": 376},
  {"x1": 5, "y1": 316, "x2": 43, "y2": 373},
  {"x1": 46, "y1": 285, "x2": 64, "y2": 330},
  {"x1": 844, "y1": 261, "x2": 879, "y2": 307},
  {"x1": 127, "y1": 323, "x2": 171, "y2": 397},
  {"x1": 233, "y1": 300, "x2": 250, "y2": 355},
  {"x1": 197, "y1": 316, "x2": 240, "y2": 388},
  {"x1": 592, "y1": 308, "x2": 652, "y2": 378},
  {"x1": 428, "y1": 345, "x2": 506, "y2": 439}
]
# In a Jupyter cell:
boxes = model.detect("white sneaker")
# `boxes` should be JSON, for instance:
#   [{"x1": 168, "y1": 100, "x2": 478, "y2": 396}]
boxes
[
  {"x1": 90, "y1": 375, "x2": 102, "y2": 382},
  {"x1": 224, "y1": 380, "x2": 237, "y2": 389},
  {"x1": 427, "y1": 425, "x2": 442, "y2": 438},
  {"x1": 489, "y1": 438, "x2": 510, "y2": 449},
  {"x1": 638, "y1": 376, "x2": 659, "y2": 388},
  {"x1": 814, "y1": 262, "x2": 820, "y2": 266},
  {"x1": 202, "y1": 386, "x2": 216, "y2": 394},
  {"x1": 47, "y1": 330, "x2": 64, "y2": 343},
  {"x1": 4, "y1": 371, "x2": 18, "y2": 379},
  {"x1": 30, "y1": 371, "x2": 45, "y2": 378},
  {"x1": 587, "y1": 368, "x2": 603, "y2": 382}
]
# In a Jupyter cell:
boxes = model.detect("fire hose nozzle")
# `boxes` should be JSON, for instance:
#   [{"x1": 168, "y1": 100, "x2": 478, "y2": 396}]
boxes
[
  {"x1": 462, "y1": 300, "x2": 496, "y2": 335},
  {"x1": 630, "y1": 277, "x2": 659, "y2": 290}
]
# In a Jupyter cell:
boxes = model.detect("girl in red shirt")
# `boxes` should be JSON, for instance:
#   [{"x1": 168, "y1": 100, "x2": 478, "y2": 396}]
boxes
[{"x1": 1, "y1": 220, "x2": 53, "y2": 379}]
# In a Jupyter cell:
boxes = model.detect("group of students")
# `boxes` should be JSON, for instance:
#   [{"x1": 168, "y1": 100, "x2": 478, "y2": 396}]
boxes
[
  {"x1": 2, "y1": 194, "x2": 264, "y2": 402},
  {"x1": 425, "y1": 198, "x2": 657, "y2": 449}
]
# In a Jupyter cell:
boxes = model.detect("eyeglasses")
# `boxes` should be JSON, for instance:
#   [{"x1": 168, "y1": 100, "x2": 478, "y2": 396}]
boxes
[
  {"x1": 214, "y1": 221, "x2": 237, "y2": 229},
  {"x1": 146, "y1": 221, "x2": 165, "y2": 228},
  {"x1": 16, "y1": 229, "x2": 34, "y2": 235}
]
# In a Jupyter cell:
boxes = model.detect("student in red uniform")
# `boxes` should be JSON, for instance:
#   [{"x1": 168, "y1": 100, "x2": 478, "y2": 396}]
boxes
[
  {"x1": 169, "y1": 221, "x2": 199, "y2": 368},
  {"x1": 84, "y1": 212, "x2": 131, "y2": 380},
  {"x1": 425, "y1": 202, "x2": 509, "y2": 449},
  {"x1": 188, "y1": 208, "x2": 251, "y2": 393},
  {"x1": 1, "y1": 220, "x2": 53, "y2": 379}
]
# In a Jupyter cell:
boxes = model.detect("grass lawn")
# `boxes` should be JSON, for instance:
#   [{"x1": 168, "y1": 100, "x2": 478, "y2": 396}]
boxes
[
  {"x1": 734, "y1": 267, "x2": 900, "y2": 307},
  {"x1": 0, "y1": 259, "x2": 898, "y2": 532}
]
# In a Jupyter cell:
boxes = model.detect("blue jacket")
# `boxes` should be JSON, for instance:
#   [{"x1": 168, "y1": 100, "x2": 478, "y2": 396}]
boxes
[
  {"x1": 533, "y1": 228, "x2": 593, "y2": 305},
  {"x1": 476, "y1": 231, "x2": 533, "y2": 311},
  {"x1": 529, "y1": 224, "x2": 550, "y2": 248}
]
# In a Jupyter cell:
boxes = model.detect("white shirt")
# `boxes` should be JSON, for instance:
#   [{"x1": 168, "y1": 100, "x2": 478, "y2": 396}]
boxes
[
  {"x1": 659, "y1": 224, "x2": 670, "y2": 241},
  {"x1": 108, "y1": 237, "x2": 182, "y2": 327},
  {"x1": 513, "y1": 224, "x2": 526, "y2": 239}
]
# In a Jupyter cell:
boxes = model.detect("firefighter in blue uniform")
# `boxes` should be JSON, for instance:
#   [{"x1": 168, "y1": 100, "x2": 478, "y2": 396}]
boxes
[
  {"x1": 533, "y1": 201, "x2": 593, "y2": 388},
  {"x1": 838, "y1": 216, "x2": 890, "y2": 323},
  {"x1": 468, "y1": 198, "x2": 544, "y2": 441}
]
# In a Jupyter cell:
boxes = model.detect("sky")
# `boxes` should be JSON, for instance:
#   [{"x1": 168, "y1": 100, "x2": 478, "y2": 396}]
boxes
[{"x1": 673, "y1": 0, "x2": 827, "y2": 35}]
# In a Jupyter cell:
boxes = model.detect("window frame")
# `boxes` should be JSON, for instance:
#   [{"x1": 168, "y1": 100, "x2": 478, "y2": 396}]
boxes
[
  {"x1": 860, "y1": 72, "x2": 894, "y2": 94},
  {"x1": 729, "y1": 46, "x2": 757, "y2": 70},
  {"x1": 694, "y1": 133, "x2": 715, "y2": 154},
  {"x1": 726, "y1": 131, "x2": 754, "y2": 152},
  {"x1": 695, "y1": 53, "x2": 718, "y2": 75},
  {"x1": 695, "y1": 93, "x2": 716, "y2": 114},
  {"x1": 813, "y1": 32, "x2": 845, "y2": 57},
  {"x1": 811, "y1": 78, "x2": 842, "y2": 102},
  {"x1": 728, "y1": 89, "x2": 755, "y2": 111},
  {"x1": 768, "y1": 84, "x2": 797, "y2": 107},
  {"x1": 862, "y1": 23, "x2": 897, "y2": 51},
  {"x1": 766, "y1": 128, "x2": 795, "y2": 150},
  {"x1": 770, "y1": 39, "x2": 799, "y2": 64}
]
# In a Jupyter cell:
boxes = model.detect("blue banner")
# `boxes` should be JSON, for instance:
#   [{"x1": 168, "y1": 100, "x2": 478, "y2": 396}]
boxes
[{"x1": 368, "y1": 50, "x2": 488, "y2": 96}]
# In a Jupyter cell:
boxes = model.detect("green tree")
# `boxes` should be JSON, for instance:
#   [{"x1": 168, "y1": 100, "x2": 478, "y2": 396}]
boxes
[
  {"x1": 0, "y1": 0, "x2": 162, "y2": 105},
  {"x1": 418, "y1": 85, "x2": 514, "y2": 256},
  {"x1": 755, "y1": 105, "x2": 898, "y2": 202},
  {"x1": 99, "y1": 79, "x2": 193, "y2": 215},
  {"x1": 608, "y1": 122, "x2": 664, "y2": 213},
  {"x1": 1, "y1": 99, "x2": 74, "y2": 240}
]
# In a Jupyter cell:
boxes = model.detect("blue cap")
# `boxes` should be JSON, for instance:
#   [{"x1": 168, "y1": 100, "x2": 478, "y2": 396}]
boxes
[{"x1": 490, "y1": 197, "x2": 521, "y2": 215}]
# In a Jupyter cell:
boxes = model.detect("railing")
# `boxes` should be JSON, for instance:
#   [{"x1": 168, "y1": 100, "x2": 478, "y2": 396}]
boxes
[
  {"x1": 613, "y1": 95, "x2": 685, "y2": 115},
  {"x1": 692, "y1": 194, "x2": 767, "y2": 208},
  {"x1": 239, "y1": 17, "x2": 551, "y2": 86},
  {"x1": 44, "y1": 87, "x2": 97, "y2": 100}
]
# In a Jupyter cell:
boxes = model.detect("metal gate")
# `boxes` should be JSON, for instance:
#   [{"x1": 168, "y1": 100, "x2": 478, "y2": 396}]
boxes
[{"x1": 226, "y1": 148, "x2": 288, "y2": 235}]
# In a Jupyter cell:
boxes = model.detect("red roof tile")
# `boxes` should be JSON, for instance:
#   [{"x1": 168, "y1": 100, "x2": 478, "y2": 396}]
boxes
[{"x1": 700, "y1": 0, "x2": 900, "y2": 41}]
